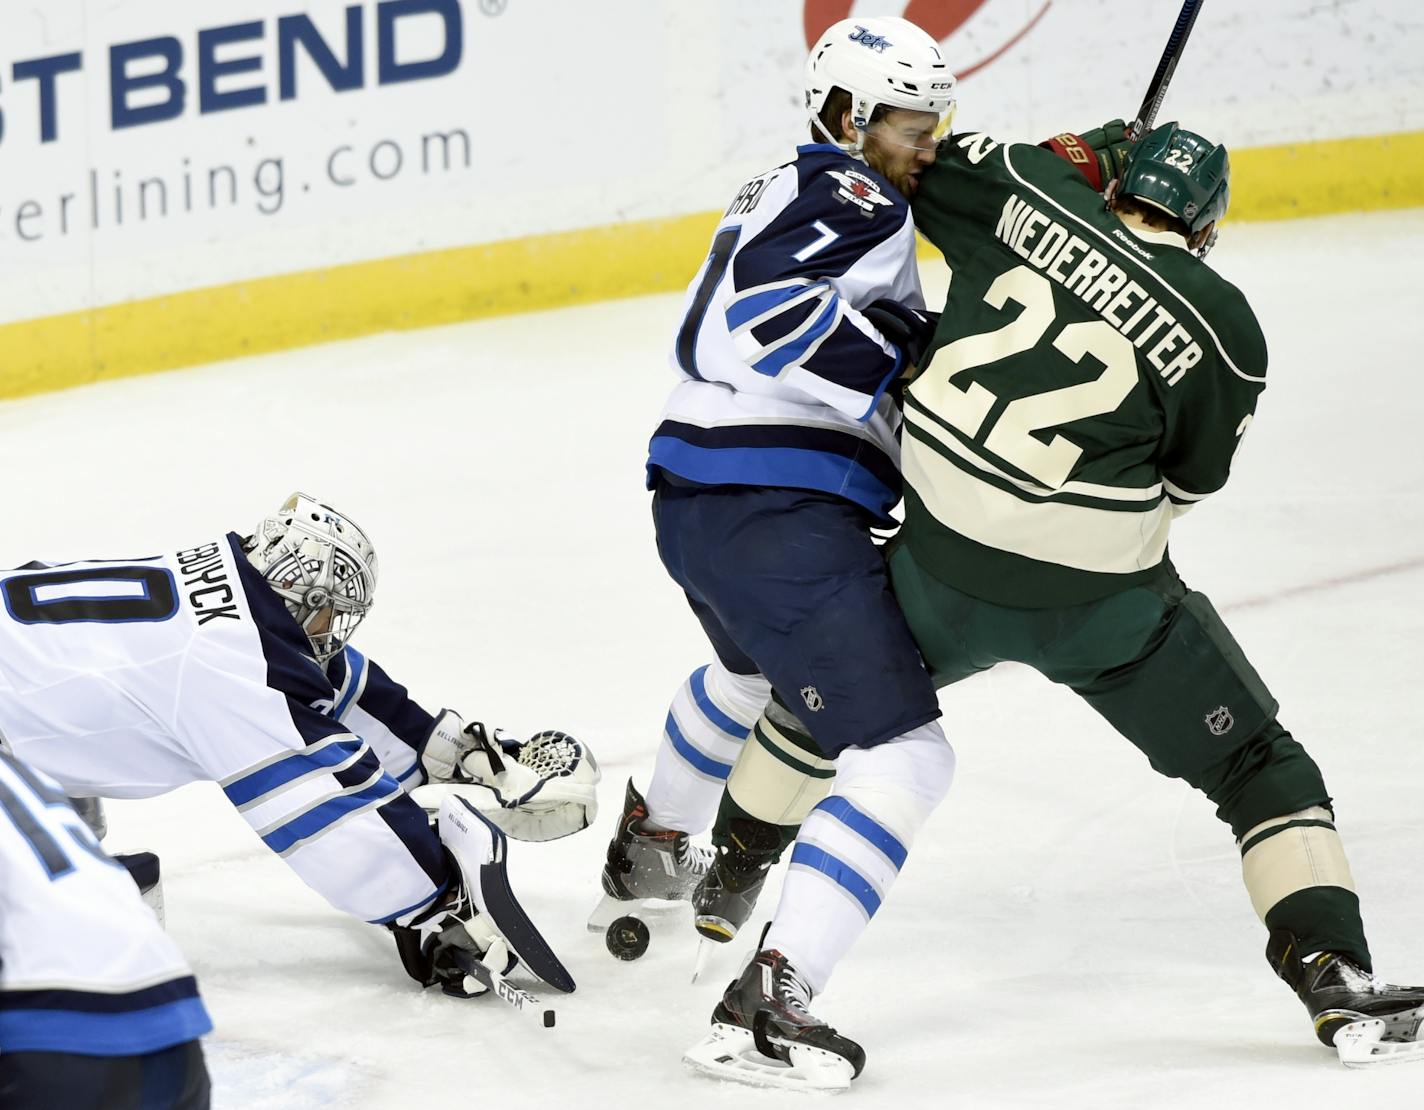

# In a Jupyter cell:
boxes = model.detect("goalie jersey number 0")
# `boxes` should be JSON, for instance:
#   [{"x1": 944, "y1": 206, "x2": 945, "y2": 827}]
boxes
[
  {"x1": 2, "y1": 564, "x2": 179, "y2": 625},
  {"x1": 0, "y1": 563, "x2": 180, "y2": 873}
]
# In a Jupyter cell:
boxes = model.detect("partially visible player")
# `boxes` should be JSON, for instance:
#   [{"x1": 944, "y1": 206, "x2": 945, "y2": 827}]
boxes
[
  {"x1": 0, "y1": 493, "x2": 596, "y2": 1001},
  {"x1": 593, "y1": 20, "x2": 957, "y2": 1012},
  {"x1": 0, "y1": 750, "x2": 211, "y2": 1109}
]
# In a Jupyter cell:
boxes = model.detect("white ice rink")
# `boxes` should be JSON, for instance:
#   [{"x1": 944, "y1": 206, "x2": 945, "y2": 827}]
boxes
[{"x1": 4, "y1": 209, "x2": 1423, "y2": 1109}]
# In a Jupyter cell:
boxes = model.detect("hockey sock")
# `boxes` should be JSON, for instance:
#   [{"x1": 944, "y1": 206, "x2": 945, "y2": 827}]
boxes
[
  {"x1": 645, "y1": 662, "x2": 769, "y2": 834},
  {"x1": 763, "y1": 721, "x2": 955, "y2": 994},
  {"x1": 711, "y1": 694, "x2": 836, "y2": 856},
  {"x1": 1239, "y1": 807, "x2": 1372, "y2": 971}
]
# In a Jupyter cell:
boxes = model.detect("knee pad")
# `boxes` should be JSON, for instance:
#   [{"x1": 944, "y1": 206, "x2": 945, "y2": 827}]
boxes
[
  {"x1": 832, "y1": 721, "x2": 955, "y2": 844},
  {"x1": 724, "y1": 699, "x2": 836, "y2": 828}
]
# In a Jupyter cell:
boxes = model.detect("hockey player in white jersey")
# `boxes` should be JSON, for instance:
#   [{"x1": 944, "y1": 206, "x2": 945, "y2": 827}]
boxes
[
  {"x1": 0, "y1": 493, "x2": 595, "y2": 1004},
  {"x1": 593, "y1": 16, "x2": 958, "y2": 1085},
  {"x1": 0, "y1": 751, "x2": 211, "y2": 1109}
]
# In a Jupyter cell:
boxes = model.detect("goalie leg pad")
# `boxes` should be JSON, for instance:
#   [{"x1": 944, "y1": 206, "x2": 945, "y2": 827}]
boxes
[{"x1": 438, "y1": 796, "x2": 576, "y2": 993}]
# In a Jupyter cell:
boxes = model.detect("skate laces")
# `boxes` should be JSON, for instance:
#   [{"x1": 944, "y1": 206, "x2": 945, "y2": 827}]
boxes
[
  {"x1": 773, "y1": 960, "x2": 814, "y2": 1017},
  {"x1": 674, "y1": 838, "x2": 712, "y2": 876}
]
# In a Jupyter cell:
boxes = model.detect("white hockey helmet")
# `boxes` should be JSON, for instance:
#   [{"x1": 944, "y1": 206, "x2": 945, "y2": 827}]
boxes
[
  {"x1": 245, "y1": 492, "x2": 378, "y2": 663},
  {"x1": 805, "y1": 17, "x2": 957, "y2": 153}
]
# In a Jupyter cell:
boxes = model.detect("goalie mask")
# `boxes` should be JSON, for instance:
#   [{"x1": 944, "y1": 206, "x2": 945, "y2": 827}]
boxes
[{"x1": 245, "y1": 492, "x2": 378, "y2": 663}]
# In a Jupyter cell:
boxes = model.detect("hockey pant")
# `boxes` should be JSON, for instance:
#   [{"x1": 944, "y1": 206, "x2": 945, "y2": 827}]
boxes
[{"x1": 889, "y1": 546, "x2": 1370, "y2": 970}]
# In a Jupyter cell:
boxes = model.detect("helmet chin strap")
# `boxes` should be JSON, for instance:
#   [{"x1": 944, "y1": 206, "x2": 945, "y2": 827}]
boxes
[{"x1": 810, "y1": 113, "x2": 867, "y2": 158}]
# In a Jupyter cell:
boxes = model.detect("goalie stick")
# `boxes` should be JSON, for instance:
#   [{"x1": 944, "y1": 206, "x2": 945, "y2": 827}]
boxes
[
  {"x1": 450, "y1": 944, "x2": 556, "y2": 1028},
  {"x1": 1129, "y1": 0, "x2": 1205, "y2": 142}
]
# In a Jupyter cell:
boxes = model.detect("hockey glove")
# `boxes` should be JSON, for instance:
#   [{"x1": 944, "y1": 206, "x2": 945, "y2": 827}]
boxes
[
  {"x1": 389, "y1": 875, "x2": 516, "y2": 999},
  {"x1": 1040, "y1": 118, "x2": 1132, "y2": 192},
  {"x1": 861, "y1": 299, "x2": 940, "y2": 372},
  {"x1": 412, "y1": 715, "x2": 601, "y2": 842}
]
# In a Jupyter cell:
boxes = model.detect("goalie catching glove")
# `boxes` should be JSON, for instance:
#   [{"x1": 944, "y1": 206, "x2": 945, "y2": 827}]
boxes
[{"x1": 412, "y1": 711, "x2": 600, "y2": 842}]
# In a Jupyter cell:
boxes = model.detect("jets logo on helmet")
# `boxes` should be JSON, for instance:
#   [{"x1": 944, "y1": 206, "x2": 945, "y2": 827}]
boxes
[{"x1": 847, "y1": 25, "x2": 892, "y2": 52}]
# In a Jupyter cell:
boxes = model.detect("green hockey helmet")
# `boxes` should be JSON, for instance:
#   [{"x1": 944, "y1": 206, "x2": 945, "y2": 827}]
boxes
[{"x1": 1117, "y1": 122, "x2": 1230, "y2": 240}]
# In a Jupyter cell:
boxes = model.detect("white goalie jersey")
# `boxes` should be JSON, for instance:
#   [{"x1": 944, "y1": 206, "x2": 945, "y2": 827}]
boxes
[{"x1": 0, "y1": 534, "x2": 449, "y2": 926}]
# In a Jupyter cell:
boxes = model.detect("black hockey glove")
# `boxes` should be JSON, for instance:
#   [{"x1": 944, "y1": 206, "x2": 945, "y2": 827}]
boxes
[{"x1": 861, "y1": 299, "x2": 940, "y2": 371}]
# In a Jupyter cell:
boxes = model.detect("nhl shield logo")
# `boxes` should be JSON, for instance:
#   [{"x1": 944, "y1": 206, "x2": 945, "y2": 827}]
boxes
[
  {"x1": 801, "y1": 685, "x2": 824, "y2": 712},
  {"x1": 1205, "y1": 706, "x2": 1234, "y2": 736}
]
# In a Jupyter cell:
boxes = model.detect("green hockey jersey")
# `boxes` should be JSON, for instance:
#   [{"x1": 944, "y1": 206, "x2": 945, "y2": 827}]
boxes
[{"x1": 901, "y1": 132, "x2": 1268, "y2": 607}]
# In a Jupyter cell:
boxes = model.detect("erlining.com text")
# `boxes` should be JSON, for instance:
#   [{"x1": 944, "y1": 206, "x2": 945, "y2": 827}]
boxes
[{"x1": 2, "y1": 126, "x2": 472, "y2": 243}]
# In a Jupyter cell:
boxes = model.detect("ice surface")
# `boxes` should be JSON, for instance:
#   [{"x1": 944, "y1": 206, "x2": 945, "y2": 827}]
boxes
[{"x1": 3, "y1": 209, "x2": 1422, "y2": 1108}]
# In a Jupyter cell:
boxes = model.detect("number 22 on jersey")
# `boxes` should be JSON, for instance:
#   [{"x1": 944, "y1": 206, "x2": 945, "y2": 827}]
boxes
[{"x1": 912, "y1": 265, "x2": 1138, "y2": 489}]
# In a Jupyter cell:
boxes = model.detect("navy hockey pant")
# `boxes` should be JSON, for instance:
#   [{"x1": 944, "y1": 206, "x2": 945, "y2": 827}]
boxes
[
  {"x1": 0, "y1": 1040, "x2": 209, "y2": 1110},
  {"x1": 651, "y1": 478, "x2": 939, "y2": 757}
]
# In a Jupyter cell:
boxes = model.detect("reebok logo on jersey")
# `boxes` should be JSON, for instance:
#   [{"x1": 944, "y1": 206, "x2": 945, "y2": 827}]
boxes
[
  {"x1": 1111, "y1": 227, "x2": 1155, "y2": 260},
  {"x1": 176, "y1": 543, "x2": 241, "y2": 624},
  {"x1": 826, "y1": 169, "x2": 891, "y2": 217}
]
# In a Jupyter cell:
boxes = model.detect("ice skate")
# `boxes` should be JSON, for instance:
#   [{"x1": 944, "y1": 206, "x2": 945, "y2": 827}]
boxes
[
  {"x1": 1268, "y1": 928, "x2": 1424, "y2": 1066},
  {"x1": 589, "y1": 779, "x2": 711, "y2": 931},
  {"x1": 684, "y1": 938, "x2": 864, "y2": 1091},
  {"x1": 691, "y1": 820, "x2": 781, "y2": 944}
]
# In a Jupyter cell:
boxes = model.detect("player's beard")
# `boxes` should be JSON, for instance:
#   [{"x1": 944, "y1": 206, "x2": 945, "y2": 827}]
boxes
[{"x1": 863, "y1": 142, "x2": 921, "y2": 200}]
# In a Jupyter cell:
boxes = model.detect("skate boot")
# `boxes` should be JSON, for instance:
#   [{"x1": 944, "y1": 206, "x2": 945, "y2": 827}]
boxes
[
  {"x1": 683, "y1": 935, "x2": 864, "y2": 1090},
  {"x1": 692, "y1": 818, "x2": 783, "y2": 943},
  {"x1": 1268, "y1": 928, "x2": 1424, "y2": 1058},
  {"x1": 595, "y1": 779, "x2": 710, "y2": 909}
]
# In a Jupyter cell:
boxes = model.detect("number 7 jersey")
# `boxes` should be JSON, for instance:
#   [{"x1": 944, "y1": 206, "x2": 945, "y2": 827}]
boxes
[
  {"x1": 647, "y1": 143, "x2": 925, "y2": 523},
  {"x1": 903, "y1": 132, "x2": 1269, "y2": 607}
]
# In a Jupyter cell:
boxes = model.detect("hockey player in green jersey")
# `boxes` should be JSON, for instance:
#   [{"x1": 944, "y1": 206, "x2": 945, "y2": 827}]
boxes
[{"x1": 885, "y1": 121, "x2": 1424, "y2": 1065}]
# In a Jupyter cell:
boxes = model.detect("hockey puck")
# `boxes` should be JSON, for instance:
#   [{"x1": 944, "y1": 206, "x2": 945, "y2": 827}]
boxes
[{"x1": 605, "y1": 915, "x2": 650, "y2": 961}]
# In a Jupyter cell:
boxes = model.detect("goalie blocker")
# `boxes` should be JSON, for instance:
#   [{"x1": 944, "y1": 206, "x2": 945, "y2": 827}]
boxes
[{"x1": 390, "y1": 796, "x2": 577, "y2": 1001}]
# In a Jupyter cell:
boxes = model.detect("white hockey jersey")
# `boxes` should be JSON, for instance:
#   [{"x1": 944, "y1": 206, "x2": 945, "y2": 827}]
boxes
[
  {"x1": 0, "y1": 751, "x2": 212, "y2": 1054},
  {"x1": 647, "y1": 143, "x2": 925, "y2": 522},
  {"x1": 0, "y1": 535, "x2": 448, "y2": 927}
]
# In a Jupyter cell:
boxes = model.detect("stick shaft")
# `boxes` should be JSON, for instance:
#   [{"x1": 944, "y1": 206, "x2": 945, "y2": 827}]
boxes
[{"x1": 1131, "y1": 0, "x2": 1205, "y2": 141}]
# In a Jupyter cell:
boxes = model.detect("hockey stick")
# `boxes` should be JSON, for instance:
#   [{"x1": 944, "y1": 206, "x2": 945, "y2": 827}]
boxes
[
  {"x1": 451, "y1": 946, "x2": 556, "y2": 1028},
  {"x1": 1129, "y1": 0, "x2": 1205, "y2": 141}
]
